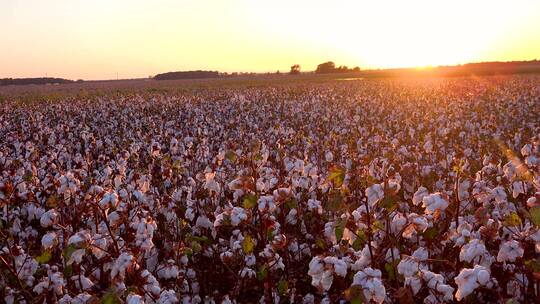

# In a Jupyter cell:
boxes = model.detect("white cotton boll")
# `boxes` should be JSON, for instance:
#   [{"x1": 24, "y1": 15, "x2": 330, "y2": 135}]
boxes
[
  {"x1": 366, "y1": 184, "x2": 384, "y2": 207},
  {"x1": 40, "y1": 209, "x2": 59, "y2": 227},
  {"x1": 390, "y1": 213, "x2": 406, "y2": 235},
  {"x1": 111, "y1": 252, "x2": 136, "y2": 280},
  {"x1": 127, "y1": 294, "x2": 145, "y2": 304},
  {"x1": 521, "y1": 144, "x2": 532, "y2": 156},
  {"x1": 352, "y1": 267, "x2": 385, "y2": 304},
  {"x1": 71, "y1": 275, "x2": 94, "y2": 291},
  {"x1": 67, "y1": 249, "x2": 86, "y2": 265},
  {"x1": 333, "y1": 259, "x2": 348, "y2": 277},
  {"x1": 385, "y1": 247, "x2": 400, "y2": 262},
  {"x1": 491, "y1": 186, "x2": 507, "y2": 203},
  {"x1": 477, "y1": 269, "x2": 490, "y2": 285},
  {"x1": 204, "y1": 172, "x2": 221, "y2": 194},
  {"x1": 108, "y1": 211, "x2": 121, "y2": 226},
  {"x1": 33, "y1": 280, "x2": 50, "y2": 294},
  {"x1": 422, "y1": 193, "x2": 449, "y2": 214},
  {"x1": 325, "y1": 151, "x2": 333, "y2": 162},
  {"x1": 412, "y1": 187, "x2": 428, "y2": 206},
  {"x1": 258, "y1": 196, "x2": 276, "y2": 213},
  {"x1": 512, "y1": 181, "x2": 526, "y2": 198},
  {"x1": 497, "y1": 240, "x2": 524, "y2": 262},
  {"x1": 307, "y1": 199, "x2": 323, "y2": 214},
  {"x1": 68, "y1": 230, "x2": 92, "y2": 246},
  {"x1": 286, "y1": 208, "x2": 298, "y2": 225},
  {"x1": 41, "y1": 232, "x2": 58, "y2": 249},
  {"x1": 231, "y1": 207, "x2": 247, "y2": 226},
  {"x1": 303, "y1": 294, "x2": 315, "y2": 304},
  {"x1": 405, "y1": 276, "x2": 422, "y2": 295},
  {"x1": 158, "y1": 290, "x2": 178, "y2": 304},
  {"x1": 412, "y1": 247, "x2": 428, "y2": 261},
  {"x1": 240, "y1": 267, "x2": 256, "y2": 278},
  {"x1": 397, "y1": 257, "x2": 419, "y2": 277},
  {"x1": 324, "y1": 222, "x2": 336, "y2": 244},
  {"x1": 195, "y1": 216, "x2": 213, "y2": 229},
  {"x1": 460, "y1": 239, "x2": 486, "y2": 263},
  {"x1": 423, "y1": 141, "x2": 433, "y2": 153},
  {"x1": 454, "y1": 265, "x2": 491, "y2": 301},
  {"x1": 99, "y1": 191, "x2": 119, "y2": 209}
]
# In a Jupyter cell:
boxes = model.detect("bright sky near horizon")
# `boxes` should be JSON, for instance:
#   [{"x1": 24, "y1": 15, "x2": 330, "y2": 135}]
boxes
[{"x1": 1, "y1": 0, "x2": 540, "y2": 80}]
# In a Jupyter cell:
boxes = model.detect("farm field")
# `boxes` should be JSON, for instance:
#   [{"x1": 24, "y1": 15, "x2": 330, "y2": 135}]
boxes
[{"x1": 1, "y1": 75, "x2": 540, "y2": 303}]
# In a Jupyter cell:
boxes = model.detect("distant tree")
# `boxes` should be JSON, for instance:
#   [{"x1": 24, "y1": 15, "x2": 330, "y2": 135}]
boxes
[
  {"x1": 276, "y1": 70, "x2": 281, "y2": 75},
  {"x1": 315, "y1": 61, "x2": 336, "y2": 74},
  {"x1": 353, "y1": 66, "x2": 361, "y2": 72},
  {"x1": 290, "y1": 64, "x2": 301, "y2": 75}
]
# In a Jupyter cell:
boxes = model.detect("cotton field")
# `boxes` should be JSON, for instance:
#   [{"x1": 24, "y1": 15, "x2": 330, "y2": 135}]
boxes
[{"x1": 1, "y1": 76, "x2": 540, "y2": 303}]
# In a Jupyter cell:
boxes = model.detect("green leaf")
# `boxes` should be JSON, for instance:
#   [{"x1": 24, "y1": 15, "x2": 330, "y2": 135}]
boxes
[
  {"x1": 525, "y1": 259, "x2": 540, "y2": 272},
  {"x1": 381, "y1": 195, "x2": 397, "y2": 211},
  {"x1": 225, "y1": 150, "x2": 237, "y2": 163},
  {"x1": 372, "y1": 220, "x2": 385, "y2": 232},
  {"x1": 36, "y1": 250, "x2": 52, "y2": 264},
  {"x1": 384, "y1": 262, "x2": 395, "y2": 281},
  {"x1": 257, "y1": 265, "x2": 268, "y2": 281},
  {"x1": 345, "y1": 285, "x2": 365, "y2": 304},
  {"x1": 190, "y1": 240, "x2": 202, "y2": 253},
  {"x1": 100, "y1": 290, "x2": 121, "y2": 304},
  {"x1": 504, "y1": 212, "x2": 522, "y2": 227},
  {"x1": 529, "y1": 206, "x2": 540, "y2": 227},
  {"x1": 326, "y1": 190, "x2": 345, "y2": 212},
  {"x1": 23, "y1": 171, "x2": 33, "y2": 182},
  {"x1": 63, "y1": 264, "x2": 73, "y2": 277},
  {"x1": 242, "y1": 235, "x2": 255, "y2": 254},
  {"x1": 352, "y1": 236, "x2": 363, "y2": 251},
  {"x1": 278, "y1": 279, "x2": 289, "y2": 295},
  {"x1": 63, "y1": 244, "x2": 77, "y2": 261},
  {"x1": 285, "y1": 199, "x2": 298, "y2": 210},
  {"x1": 328, "y1": 165, "x2": 345, "y2": 188},
  {"x1": 243, "y1": 193, "x2": 258, "y2": 209},
  {"x1": 316, "y1": 238, "x2": 327, "y2": 250},
  {"x1": 335, "y1": 219, "x2": 346, "y2": 242},
  {"x1": 423, "y1": 227, "x2": 439, "y2": 240}
]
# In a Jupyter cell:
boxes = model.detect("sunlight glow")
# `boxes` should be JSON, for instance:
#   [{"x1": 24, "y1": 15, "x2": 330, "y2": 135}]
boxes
[{"x1": 1, "y1": 0, "x2": 539, "y2": 79}]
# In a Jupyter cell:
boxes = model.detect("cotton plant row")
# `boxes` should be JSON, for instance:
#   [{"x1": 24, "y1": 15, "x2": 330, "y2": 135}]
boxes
[{"x1": 0, "y1": 76, "x2": 540, "y2": 303}]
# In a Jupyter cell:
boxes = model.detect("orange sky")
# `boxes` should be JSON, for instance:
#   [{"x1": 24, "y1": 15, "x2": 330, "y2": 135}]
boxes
[{"x1": 1, "y1": 0, "x2": 539, "y2": 80}]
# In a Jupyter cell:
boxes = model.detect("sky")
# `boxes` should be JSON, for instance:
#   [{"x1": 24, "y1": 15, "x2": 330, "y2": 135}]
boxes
[{"x1": 1, "y1": 0, "x2": 540, "y2": 80}]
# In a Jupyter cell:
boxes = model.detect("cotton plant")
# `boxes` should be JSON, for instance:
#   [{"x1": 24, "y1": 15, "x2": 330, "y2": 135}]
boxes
[{"x1": 1, "y1": 77, "x2": 540, "y2": 303}]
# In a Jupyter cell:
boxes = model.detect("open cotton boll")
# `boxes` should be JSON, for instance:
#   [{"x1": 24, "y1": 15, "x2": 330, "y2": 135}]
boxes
[
  {"x1": 40, "y1": 209, "x2": 59, "y2": 227},
  {"x1": 366, "y1": 184, "x2": 384, "y2": 207},
  {"x1": 454, "y1": 265, "x2": 491, "y2": 300},
  {"x1": 127, "y1": 294, "x2": 145, "y2": 304},
  {"x1": 98, "y1": 191, "x2": 119, "y2": 209},
  {"x1": 497, "y1": 240, "x2": 524, "y2": 262},
  {"x1": 195, "y1": 215, "x2": 213, "y2": 229},
  {"x1": 352, "y1": 267, "x2": 386, "y2": 304},
  {"x1": 412, "y1": 186, "x2": 429, "y2": 206},
  {"x1": 42, "y1": 232, "x2": 58, "y2": 249},
  {"x1": 422, "y1": 193, "x2": 449, "y2": 214}
]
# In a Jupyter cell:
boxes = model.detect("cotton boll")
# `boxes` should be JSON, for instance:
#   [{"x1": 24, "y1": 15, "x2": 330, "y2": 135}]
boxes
[
  {"x1": 497, "y1": 240, "x2": 524, "y2": 262},
  {"x1": 412, "y1": 187, "x2": 428, "y2": 206},
  {"x1": 40, "y1": 209, "x2": 59, "y2": 227},
  {"x1": 41, "y1": 232, "x2": 58, "y2": 249},
  {"x1": 366, "y1": 184, "x2": 384, "y2": 207},
  {"x1": 422, "y1": 193, "x2": 449, "y2": 214}
]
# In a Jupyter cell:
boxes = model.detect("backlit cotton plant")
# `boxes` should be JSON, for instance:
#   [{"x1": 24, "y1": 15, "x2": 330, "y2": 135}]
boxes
[{"x1": 1, "y1": 76, "x2": 540, "y2": 303}]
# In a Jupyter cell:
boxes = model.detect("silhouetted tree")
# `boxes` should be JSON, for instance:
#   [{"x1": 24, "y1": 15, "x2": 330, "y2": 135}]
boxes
[
  {"x1": 290, "y1": 64, "x2": 301, "y2": 75},
  {"x1": 315, "y1": 61, "x2": 336, "y2": 73}
]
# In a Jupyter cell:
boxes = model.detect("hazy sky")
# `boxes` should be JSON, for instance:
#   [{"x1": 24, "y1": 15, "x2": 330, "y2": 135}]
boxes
[{"x1": 2, "y1": 0, "x2": 540, "y2": 80}]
